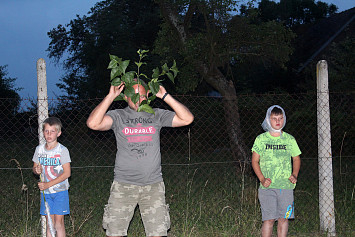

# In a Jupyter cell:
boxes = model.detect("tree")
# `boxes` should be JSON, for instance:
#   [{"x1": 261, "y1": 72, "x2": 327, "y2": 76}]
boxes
[
  {"x1": 47, "y1": 0, "x2": 295, "y2": 162},
  {"x1": 47, "y1": 0, "x2": 162, "y2": 99},
  {"x1": 237, "y1": 0, "x2": 340, "y2": 93},
  {"x1": 256, "y1": 0, "x2": 338, "y2": 27},
  {"x1": 326, "y1": 37, "x2": 355, "y2": 92},
  {"x1": 299, "y1": 36, "x2": 355, "y2": 92},
  {"x1": 0, "y1": 65, "x2": 20, "y2": 99},
  {"x1": 0, "y1": 65, "x2": 21, "y2": 136},
  {"x1": 154, "y1": 0, "x2": 295, "y2": 161}
]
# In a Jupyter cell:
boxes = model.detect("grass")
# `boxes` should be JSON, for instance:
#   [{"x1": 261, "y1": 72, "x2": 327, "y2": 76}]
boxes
[{"x1": 0, "y1": 156, "x2": 354, "y2": 236}]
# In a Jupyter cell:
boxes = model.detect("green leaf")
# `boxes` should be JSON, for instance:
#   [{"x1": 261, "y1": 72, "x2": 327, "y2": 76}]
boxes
[
  {"x1": 162, "y1": 63, "x2": 169, "y2": 73},
  {"x1": 111, "y1": 77, "x2": 122, "y2": 86},
  {"x1": 148, "y1": 95, "x2": 156, "y2": 102},
  {"x1": 152, "y1": 67, "x2": 160, "y2": 78},
  {"x1": 124, "y1": 85, "x2": 135, "y2": 97},
  {"x1": 166, "y1": 72, "x2": 174, "y2": 83},
  {"x1": 107, "y1": 60, "x2": 117, "y2": 69},
  {"x1": 131, "y1": 93, "x2": 140, "y2": 104},
  {"x1": 170, "y1": 60, "x2": 179, "y2": 78},
  {"x1": 135, "y1": 62, "x2": 143, "y2": 68},
  {"x1": 109, "y1": 54, "x2": 121, "y2": 62},
  {"x1": 137, "y1": 49, "x2": 149, "y2": 57},
  {"x1": 122, "y1": 71, "x2": 135, "y2": 83},
  {"x1": 119, "y1": 60, "x2": 130, "y2": 74},
  {"x1": 138, "y1": 104, "x2": 155, "y2": 114},
  {"x1": 139, "y1": 99, "x2": 148, "y2": 106},
  {"x1": 113, "y1": 93, "x2": 125, "y2": 101},
  {"x1": 110, "y1": 67, "x2": 122, "y2": 80},
  {"x1": 148, "y1": 81, "x2": 160, "y2": 95}
]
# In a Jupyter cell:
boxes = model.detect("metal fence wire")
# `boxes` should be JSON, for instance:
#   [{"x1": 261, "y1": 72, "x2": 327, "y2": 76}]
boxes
[{"x1": 0, "y1": 91, "x2": 354, "y2": 236}]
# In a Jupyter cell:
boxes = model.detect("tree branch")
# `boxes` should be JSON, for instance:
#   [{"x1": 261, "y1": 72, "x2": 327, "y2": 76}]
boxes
[{"x1": 158, "y1": 0, "x2": 187, "y2": 43}]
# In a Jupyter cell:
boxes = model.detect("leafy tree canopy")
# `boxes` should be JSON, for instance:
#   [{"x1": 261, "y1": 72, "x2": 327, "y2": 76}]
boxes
[
  {"x1": 47, "y1": 0, "x2": 161, "y2": 99},
  {"x1": 0, "y1": 65, "x2": 21, "y2": 118},
  {"x1": 236, "y1": 0, "x2": 340, "y2": 93},
  {"x1": 243, "y1": 0, "x2": 338, "y2": 27},
  {"x1": 327, "y1": 37, "x2": 355, "y2": 91},
  {"x1": 299, "y1": 36, "x2": 355, "y2": 92},
  {"x1": 154, "y1": 0, "x2": 295, "y2": 94},
  {"x1": 0, "y1": 65, "x2": 21, "y2": 99}
]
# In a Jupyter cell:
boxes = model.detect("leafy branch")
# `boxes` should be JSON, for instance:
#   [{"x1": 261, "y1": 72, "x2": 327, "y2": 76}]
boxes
[{"x1": 107, "y1": 49, "x2": 178, "y2": 113}]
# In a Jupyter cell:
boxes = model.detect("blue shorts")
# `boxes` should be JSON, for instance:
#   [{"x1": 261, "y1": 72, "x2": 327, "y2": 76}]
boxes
[
  {"x1": 40, "y1": 190, "x2": 70, "y2": 216},
  {"x1": 258, "y1": 189, "x2": 294, "y2": 221}
]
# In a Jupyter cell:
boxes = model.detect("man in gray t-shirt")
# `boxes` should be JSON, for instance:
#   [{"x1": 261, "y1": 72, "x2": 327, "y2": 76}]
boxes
[{"x1": 87, "y1": 82, "x2": 194, "y2": 237}]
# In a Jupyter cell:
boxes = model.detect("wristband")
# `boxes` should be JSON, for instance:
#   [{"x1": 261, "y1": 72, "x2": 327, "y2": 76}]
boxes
[{"x1": 162, "y1": 92, "x2": 169, "y2": 100}]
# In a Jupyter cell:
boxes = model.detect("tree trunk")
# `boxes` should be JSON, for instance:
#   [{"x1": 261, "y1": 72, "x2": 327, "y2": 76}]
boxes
[
  {"x1": 197, "y1": 62, "x2": 249, "y2": 162},
  {"x1": 158, "y1": 1, "x2": 249, "y2": 162}
]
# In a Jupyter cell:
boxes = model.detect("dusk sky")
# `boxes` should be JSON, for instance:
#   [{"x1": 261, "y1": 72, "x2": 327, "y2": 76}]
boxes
[{"x1": 0, "y1": 0, "x2": 353, "y2": 99}]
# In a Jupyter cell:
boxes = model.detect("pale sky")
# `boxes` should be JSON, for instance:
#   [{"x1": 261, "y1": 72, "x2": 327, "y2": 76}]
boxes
[
  {"x1": 0, "y1": 0, "x2": 353, "y2": 99},
  {"x1": 0, "y1": 0, "x2": 100, "y2": 98}
]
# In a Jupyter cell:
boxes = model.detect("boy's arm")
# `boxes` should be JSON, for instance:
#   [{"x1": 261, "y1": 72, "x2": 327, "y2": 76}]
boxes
[
  {"x1": 156, "y1": 86, "x2": 194, "y2": 127},
  {"x1": 37, "y1": 163, "x2": 71, "y2": 191},
  {"x1": 33, "y1": 162, "x2": 41, "y2": 175},
  {"x1": 87, "y1": 84, "x2": 124, "y2": 131},
  {"x1": 289, "y1": 155, "x2": 301, "y2": 184},
  {"x1": 252, "y1": 151, "x2": 271, "y2": 188}
]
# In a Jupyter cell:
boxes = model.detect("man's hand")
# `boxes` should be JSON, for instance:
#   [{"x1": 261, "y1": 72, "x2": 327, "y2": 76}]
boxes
[
  {"x1": 156, "y1": 85, "x2": 167, "y2": 99},
  {"x1": 261, "y1": 178, "x2": 272, "y2": 188},
  {"x1": 108, "y1": 82, "x2": 125, "y2": 99},
  {"x1": 289, "y1": 174, "x2": 298, "y2": 184}
]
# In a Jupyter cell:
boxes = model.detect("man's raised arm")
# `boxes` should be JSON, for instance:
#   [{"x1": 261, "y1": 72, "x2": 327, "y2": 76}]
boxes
[
  {"x1": 87, "y1": 84, "x2": 124, "y2": 131},
  {"x1": 156, "y1": 85, "x2": 194, "y2": 127}
]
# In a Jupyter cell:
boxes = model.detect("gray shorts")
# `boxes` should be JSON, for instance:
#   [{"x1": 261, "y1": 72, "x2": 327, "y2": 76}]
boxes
[
  {"x1": 102, "y1": 181, "x2": 170, "y2": 236},
  {"x1": 258, "y1": 189, "x2": 294, "y2": 221}
]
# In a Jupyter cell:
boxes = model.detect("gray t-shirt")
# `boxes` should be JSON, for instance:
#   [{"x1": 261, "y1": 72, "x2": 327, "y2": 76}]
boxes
[
  {"x1": 107, "y1": 106, "x2": 175, "y2": 185},
  {"x1": 32, "y1": 143, "x2": 71, "y2": 194}
]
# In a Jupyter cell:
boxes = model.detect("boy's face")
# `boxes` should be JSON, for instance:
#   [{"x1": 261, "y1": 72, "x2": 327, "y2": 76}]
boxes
[
  {"x1": 43, "y1": 123, "x2": 61, "y2": 143},
  {"x1": 269, "y1": 113, "x2": 284, "y2": 130}
]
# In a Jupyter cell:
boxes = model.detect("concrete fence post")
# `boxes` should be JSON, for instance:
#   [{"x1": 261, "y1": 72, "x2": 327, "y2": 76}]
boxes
[
  {"x1": 37, "y1": 58, "x2": 48, "y2": 237},
  {"x1": 316, "y1": 60, "x2": 336, "y2": 236}
]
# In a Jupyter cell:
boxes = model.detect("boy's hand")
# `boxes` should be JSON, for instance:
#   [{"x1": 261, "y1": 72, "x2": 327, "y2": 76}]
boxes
[
  {"x1": 261, "y1": 178, "x2": 272, "y2": 188},
  {"x1": 37, "y1": 182, "x2": 49, "y2": 191},
  {"x1": 289, "y1": 174, "x2": 298, "y2": 184},
  {"x1": 34, "y1": 164, "x2": 42, "y2": 175}
]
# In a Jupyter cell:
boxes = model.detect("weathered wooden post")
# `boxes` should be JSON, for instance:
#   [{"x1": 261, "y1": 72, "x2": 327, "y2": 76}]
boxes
[
  {"x1": 316, "y1": 60, "x2": 336, "y2": 236},
  {"x1": 37, "y1": 58, "x2": 48, "y2": 237}
]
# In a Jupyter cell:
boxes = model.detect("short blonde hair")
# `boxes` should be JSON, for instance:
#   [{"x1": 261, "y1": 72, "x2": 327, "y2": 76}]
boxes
[{"x1": 43, "y1": 117, "x2": 62, "y2": 133}]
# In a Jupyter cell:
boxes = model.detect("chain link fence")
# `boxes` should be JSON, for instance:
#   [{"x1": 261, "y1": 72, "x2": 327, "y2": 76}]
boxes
[{"x1": 0, "y1": 91, "x2": 354, "y2": 236}]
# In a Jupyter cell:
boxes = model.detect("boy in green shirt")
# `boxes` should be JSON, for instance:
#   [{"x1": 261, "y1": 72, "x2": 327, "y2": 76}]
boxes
[{"x1": 252, "y1": 105, "x2": 301, "y2": 237}]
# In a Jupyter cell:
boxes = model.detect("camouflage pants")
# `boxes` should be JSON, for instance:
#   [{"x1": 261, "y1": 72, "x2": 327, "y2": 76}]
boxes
[{"x1": 102, "y1": 181, "x2": 170, "y2": 236}]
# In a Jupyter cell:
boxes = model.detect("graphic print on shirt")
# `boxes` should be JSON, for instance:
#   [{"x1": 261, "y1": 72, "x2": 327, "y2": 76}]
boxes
[
  {"x1": 252, "y1": 132, "x2": 301, "y2": 189},
  {"x1": 122, "y1": 118, "x2": 157, "y2": 159},
  {"x1": 38, "y1": 154, "x2": 63, "y2": 181},
  {"x1": 263, "y1": 142, "x2": 290, "y2": 186},
  {"x1": 38, "y1": 153, "x2": 64, "y2": 193},
  {"x1": 33, "y1": 143, "x2": 71, "y2": 194}
]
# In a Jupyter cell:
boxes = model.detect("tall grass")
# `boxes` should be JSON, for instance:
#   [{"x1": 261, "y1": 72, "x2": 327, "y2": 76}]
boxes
[{"x1": 0, "y1": 158, "x2": 354, "y2": 236}]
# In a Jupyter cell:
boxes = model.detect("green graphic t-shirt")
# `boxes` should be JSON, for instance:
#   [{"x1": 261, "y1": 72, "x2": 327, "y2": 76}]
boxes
[{"x1": 252, "y1": 132, "x2": 301, "y2": 189}]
